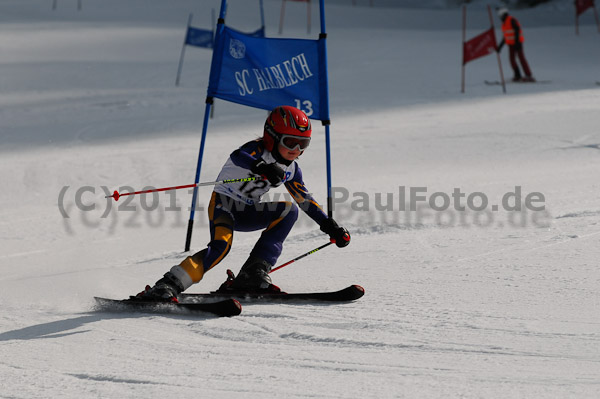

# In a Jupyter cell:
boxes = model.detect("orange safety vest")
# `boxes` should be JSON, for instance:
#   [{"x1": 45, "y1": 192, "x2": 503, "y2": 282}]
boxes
[{"x1": 502, "y1": 16, "x2": 525, "y2": 45}]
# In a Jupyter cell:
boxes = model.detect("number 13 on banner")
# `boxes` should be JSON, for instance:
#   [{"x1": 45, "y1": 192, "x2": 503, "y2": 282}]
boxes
[{"x1": 295, "y1": 99, "x2": 313, "y2": 117}]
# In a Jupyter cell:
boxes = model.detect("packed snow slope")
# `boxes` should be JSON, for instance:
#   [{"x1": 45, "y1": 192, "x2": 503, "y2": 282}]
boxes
[{"x1": 1, "y1": 0, "x2": 599, "y2": 398}]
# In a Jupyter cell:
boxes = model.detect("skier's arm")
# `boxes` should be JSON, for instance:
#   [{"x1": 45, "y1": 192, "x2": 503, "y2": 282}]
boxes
[
  {"x1": 512, "y1": 18, "x2": 520, "y2": 42},
  {"x1": 285, "y1": 166, "x2": 351, "y2": 248},
  {"x1": 229, "y1": 140, "x2": 264, "y2": 169},
  {"x1": 497, "y1": 38, "x2": 504, "y2": 52},
  {"x1": 512, "y1": 19, "x2": 522, "y2": 49},
  {"x1": 230, "y1": 140, "x2": 284, "y2": 185}
]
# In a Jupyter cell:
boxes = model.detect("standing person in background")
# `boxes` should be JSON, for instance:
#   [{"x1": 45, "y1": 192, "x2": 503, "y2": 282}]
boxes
[{"x1": 497, "y1": 7, "x2": 535, "y2": 82}]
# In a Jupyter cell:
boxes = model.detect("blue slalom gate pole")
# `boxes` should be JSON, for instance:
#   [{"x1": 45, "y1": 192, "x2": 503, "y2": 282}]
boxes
[
  {"x1": 185, "y1": 0, "x2": 228, "y2": 252},
  {"x1": 318, "y1": 0, "x2": 333, "y2": 218},
  {"x1": 185, "y1": 101, "x2": 212, "y2": 252}
]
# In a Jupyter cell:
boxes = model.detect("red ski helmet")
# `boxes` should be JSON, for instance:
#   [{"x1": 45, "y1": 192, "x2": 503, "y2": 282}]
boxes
[{"x1": 263, "y1": 106, "x2": 312, "y2": 152}]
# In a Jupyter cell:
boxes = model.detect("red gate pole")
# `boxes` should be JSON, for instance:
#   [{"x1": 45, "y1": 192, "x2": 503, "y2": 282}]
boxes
[
  {"x1": 461, "y1": 6, "x2": 466, "y2": 93},
  {"x1": 488, "y1": 5, "x2": 506, "y2": 94}
]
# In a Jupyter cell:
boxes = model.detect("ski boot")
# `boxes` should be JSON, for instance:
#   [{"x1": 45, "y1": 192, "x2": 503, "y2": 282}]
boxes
[
  {"x1": 134, "y1": 272, "x2": 184, "y2": 303},
  {"x1": 218, "y1": 257, "x2": 280, "y2": 293}
]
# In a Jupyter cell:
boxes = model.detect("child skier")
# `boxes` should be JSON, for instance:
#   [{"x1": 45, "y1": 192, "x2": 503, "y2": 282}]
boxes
[{"x1": 137, "y1": 105, "x2": 351, "y2": 302}]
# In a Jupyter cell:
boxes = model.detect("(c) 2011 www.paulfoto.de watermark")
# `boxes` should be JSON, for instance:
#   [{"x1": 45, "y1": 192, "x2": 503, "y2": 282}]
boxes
[{"x1": 57, "y1": 185, "x2": 552, "y2": 234}]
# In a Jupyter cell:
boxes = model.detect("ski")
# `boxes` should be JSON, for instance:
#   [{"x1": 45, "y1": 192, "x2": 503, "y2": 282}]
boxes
[
  {"x1": 179, "y1": 284, "x2": 365, "y2": 303},
  {"x1": 94, "y1": 297, "x2": 242, "y2": 317},
  {"x1": 485, "y1": 79, "x2": 551, "y2": 85}
]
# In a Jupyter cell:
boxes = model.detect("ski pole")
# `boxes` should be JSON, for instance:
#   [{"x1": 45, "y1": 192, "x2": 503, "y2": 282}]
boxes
[
  {"x1": 105, "y1": 177, "x2": 262, "y2": 201},
  {"x1": 269, "y1": 241, "x2": 334, "y2": 274}
]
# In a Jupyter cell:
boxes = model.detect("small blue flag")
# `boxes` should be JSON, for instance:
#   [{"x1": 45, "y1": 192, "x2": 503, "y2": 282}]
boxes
[{"x1": 185, "y1": 27, "x2": 214, "y2": 49}]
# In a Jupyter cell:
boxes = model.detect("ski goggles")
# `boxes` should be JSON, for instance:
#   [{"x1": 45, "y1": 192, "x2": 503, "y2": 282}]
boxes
[{"x1": 280, "y1": 134, "x2": 311, "y2": 151}]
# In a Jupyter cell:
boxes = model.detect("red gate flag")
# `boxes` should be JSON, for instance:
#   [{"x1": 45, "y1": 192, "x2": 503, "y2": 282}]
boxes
[
  {"x1": 576, "y1": 0, "x2": 595, "y2": 16},
  {"x1": 463, "y1": 27, "x2": 497, "y2": 65}
]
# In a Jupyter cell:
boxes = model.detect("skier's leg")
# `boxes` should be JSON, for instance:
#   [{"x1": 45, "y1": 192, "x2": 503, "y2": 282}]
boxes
[
  {"x1": 229, "y1": 201, "x2": 299, "y2": 290},
  {"x1": 138, "y1": 193, "x2": 234, "y2": 299},
  {"x1": 516, "y1": 47, "x2": 533, "y2": 78},
  {"x1": 250, "y1": 201, "x2": 298, "y2": 265},
  {"x1": 170, "y1": 193, "x2": 235, "y2": 288},
  {"x1": 509, "y1": 46, "x2": 522, "y2": 80}
]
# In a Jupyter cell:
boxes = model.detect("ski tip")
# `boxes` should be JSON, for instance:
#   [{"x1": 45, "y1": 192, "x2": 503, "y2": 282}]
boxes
[
  {"x1": 350, "y1": 284, "x2": 365, "y2": 299},
  {"x1": 228, "y1": 298, "x2": 242, "y2": 316},
  {"x1": 204, "y1": 298, "x2": 243, "y2": 317},
  {"x1": 352, "y1": 284, "x2": 365, "y2": 293}
]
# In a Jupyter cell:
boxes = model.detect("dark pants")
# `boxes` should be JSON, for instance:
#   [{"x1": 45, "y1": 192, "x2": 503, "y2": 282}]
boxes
[
  {"x1": 508, "y1": 45, "x2": 532, "y2": 79},
  {"x1": 177, "y1": 192, "x2": 298, "y2": 284}
]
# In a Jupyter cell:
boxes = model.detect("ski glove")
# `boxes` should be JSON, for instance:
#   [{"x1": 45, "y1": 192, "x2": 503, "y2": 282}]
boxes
[
  {"x1": 496, "y1": 40, "x2": 504, "y2": 53},
  {"x1": 320, "y1": 217, "x2": 351, "y2": 248},
  {"x1": 251, "y1": 159, "x2": 285, "y2": 185}
]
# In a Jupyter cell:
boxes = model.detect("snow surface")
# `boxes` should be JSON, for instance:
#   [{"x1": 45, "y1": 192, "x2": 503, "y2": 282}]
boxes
[{"x1": 1, "y1": 0, "x2": 600, "y2": 397}]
